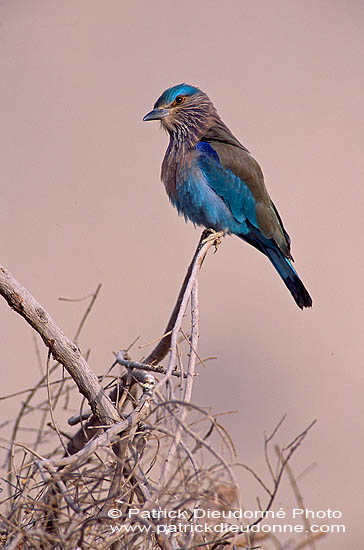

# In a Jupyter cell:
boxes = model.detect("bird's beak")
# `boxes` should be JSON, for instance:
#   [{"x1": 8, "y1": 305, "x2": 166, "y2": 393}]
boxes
[{"x1": 143, "y1": 108, "x2": 169, "y2": 121}]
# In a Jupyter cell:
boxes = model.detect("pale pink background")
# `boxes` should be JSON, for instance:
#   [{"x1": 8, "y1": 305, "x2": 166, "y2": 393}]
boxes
[{"x1": 1, "y1": 1, "x2": 363, "y2": 548}]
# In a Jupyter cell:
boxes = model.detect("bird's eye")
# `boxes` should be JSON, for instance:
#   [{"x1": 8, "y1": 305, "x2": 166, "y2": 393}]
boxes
[{"x1": 174, "y1": 95, "x2": 184, "y2": 105}]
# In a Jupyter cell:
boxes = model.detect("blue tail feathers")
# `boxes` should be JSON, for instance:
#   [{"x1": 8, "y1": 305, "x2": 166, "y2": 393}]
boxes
[
  {"x1": 238, "y1": 233, "x2": 312, "y2": 309},
  {"x1": 264, "y1": 246, "x2": 312, "y2": 309}
]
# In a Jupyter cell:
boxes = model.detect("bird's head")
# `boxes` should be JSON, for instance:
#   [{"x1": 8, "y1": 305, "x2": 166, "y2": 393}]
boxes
[{"x1": 143, "y1": 83, "x2": 215, "y2": 143}]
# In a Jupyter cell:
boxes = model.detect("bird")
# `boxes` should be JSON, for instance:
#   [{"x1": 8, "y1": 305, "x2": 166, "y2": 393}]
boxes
[{"x1": 143, "y1": 83, "x2": 312, "y2": 309}]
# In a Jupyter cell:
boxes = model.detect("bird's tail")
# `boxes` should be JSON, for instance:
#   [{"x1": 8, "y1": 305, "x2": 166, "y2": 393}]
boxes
[
  {"x1": 238, "y1": 233, "x2": 312, "y2": 309},
  {"x1": 264, "y1": 246, "x2": 312, "y2": 309}
]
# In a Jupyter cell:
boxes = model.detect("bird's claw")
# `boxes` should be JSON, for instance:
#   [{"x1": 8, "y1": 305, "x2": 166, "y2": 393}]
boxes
[{"x1": 201, "y1": 229, "x2": 225, "y2": 251}]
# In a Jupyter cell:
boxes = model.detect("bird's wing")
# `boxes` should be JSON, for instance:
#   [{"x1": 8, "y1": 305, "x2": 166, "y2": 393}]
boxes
[
  {"x1": 201, "y1": 122, "x2": 292, "y2": 258},
  {"x1": 196, "y1": 142, "x2": 258, "y2": 229}
]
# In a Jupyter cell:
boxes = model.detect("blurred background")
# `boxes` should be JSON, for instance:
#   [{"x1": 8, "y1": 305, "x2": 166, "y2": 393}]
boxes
[{"x1": 1, "y1": 1, "x2": 363, "y2": 547}]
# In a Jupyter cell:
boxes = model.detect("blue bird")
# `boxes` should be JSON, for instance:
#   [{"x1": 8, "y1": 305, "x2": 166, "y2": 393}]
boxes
[{"x1": 143, "y1": 84, "x2": 312, "y2": 309}]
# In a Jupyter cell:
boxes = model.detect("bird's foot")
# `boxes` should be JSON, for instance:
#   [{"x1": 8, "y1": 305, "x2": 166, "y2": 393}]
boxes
[{"x1": 201, "y1": 229, "x2": 225, "y2": 251}]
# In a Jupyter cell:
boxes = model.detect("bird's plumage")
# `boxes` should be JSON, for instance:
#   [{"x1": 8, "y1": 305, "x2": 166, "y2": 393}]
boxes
[{"x1": 143, "y1": 83, "x2": 312, "y2": 309}]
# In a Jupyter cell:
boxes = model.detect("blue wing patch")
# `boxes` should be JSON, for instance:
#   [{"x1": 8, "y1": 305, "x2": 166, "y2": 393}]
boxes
[
  {"x1": 196, "y1": 141, "x2": 220, "y2": 162},
  {"x1": 196, "y1": 141, "x2": 258, "y2": 229}
]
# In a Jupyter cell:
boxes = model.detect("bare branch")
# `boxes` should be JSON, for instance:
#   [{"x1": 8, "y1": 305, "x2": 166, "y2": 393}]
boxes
[
  {"x1": 115, "y1": 352, "x2": 187, "y2": 379},
  {"x1": 0, "y1": 266, "x2": 119, "y2": 424},
  {"x1": 144, "y1": 230, "x2": 223, "y2": 367}
]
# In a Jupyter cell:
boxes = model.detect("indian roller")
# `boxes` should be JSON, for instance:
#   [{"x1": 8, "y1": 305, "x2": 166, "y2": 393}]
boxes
[{"x1": 143, "y1": 84, "x2": 312, "y2": 309}]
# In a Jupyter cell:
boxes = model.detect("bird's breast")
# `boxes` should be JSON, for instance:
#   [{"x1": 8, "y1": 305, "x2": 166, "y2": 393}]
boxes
[{"x1": 161, "y1": 148, "x2": 198, "y2": 203}]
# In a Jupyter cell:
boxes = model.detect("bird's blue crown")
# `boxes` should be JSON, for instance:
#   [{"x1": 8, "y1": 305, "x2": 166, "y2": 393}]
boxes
[{"x1": 154, "y1": 83, "x2": 200, "y2": 108}]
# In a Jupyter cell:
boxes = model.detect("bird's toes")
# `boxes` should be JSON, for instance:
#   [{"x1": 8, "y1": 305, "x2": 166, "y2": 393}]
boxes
[{"x1": 201, "y1": 229, "x2": 225, "y2": 249}]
